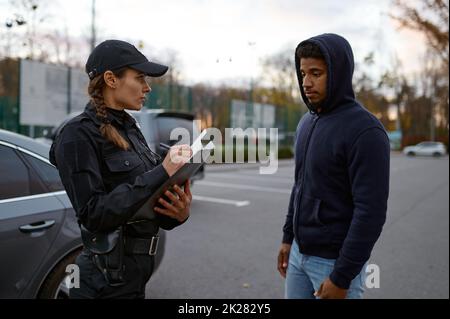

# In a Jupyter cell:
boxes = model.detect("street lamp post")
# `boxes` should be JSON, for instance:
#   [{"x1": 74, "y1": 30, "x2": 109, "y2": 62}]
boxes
[
  {"x1": 247, "y1": 41, "x2": 256, "y2": 129},
  {"x1": 91, "y1": 0, "x2": 96, "y2": 51},
  {"x1": 4, "y1": 15, "x2": 26, "y2": 58},
  {"x1": 248, "y1": 41, "x2": 256, "y2": 104}
]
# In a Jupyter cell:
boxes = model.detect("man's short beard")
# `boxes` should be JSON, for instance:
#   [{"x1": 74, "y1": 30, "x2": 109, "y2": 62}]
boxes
[{"x1": 309, "y1": 100, "x2": 324, "y2": 112}]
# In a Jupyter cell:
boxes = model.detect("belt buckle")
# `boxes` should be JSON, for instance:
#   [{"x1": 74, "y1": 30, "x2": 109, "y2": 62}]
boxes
[{"x1": 149, "y1": 235, "x2": 159, "y2": 256}]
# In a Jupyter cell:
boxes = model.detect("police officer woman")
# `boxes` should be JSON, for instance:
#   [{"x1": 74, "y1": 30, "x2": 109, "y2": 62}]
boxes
[{"x1": 50, "y1": 40, "x2": 192, "y2": 298}]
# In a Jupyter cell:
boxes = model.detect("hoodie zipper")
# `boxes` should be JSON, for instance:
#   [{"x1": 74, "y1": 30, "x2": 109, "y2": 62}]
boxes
[{"x1": 293, "y1": 113, "x2": 321, "y2": 245}]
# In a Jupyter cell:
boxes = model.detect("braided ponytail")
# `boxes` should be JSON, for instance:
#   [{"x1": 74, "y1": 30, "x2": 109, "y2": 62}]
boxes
[{"x1": 87, "y1": 68, "x2": 130, "y2": 151}]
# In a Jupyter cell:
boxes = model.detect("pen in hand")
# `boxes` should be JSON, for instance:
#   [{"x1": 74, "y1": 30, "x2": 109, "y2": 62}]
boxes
[
  {"x1": 160, "y1": 143, "x2": 192, "y2": 158},
  {"x1": 159, "y1": 142, "x2": 171, "y2": 150},
  {"x1": 159, "y1": 143, "x2": 192, "y2": 177}
]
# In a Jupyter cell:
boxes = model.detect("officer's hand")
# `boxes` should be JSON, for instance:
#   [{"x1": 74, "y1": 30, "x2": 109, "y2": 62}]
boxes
[
  {"x1": 277, "y1": 243, "x2": 291, "y2": 278},
  {"x1": 314, "y1": 277, "x2": 348, "y2": 299},
  {"x1": 162, "y1": 144, "x2": 192, "y2": 177},
  {"x1": 154, "y1": 181, "x2": 192, "y2": 223}
]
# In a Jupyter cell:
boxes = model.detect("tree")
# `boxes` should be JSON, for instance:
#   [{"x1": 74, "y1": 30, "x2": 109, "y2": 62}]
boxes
[
  {"x1": 391, "y1": 0, "x2": 449, "y2": 144},
  {"x1": 258, "y1": 47, "x2": 304, "y2": 133},
  {"x1": 7, "y1": 0, "x2": 53, "y2": 60},
  {"x1": 391, "y1": 0, "x2": 449, "y2": 67}
]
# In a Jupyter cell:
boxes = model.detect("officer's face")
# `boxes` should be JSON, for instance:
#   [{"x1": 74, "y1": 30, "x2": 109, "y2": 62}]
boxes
[
  {"x1": 300, "y1": 57, "x2": 327, "y2": 109},
  {"x1": 113, "y1": 68, "x2": 151, "y2": 110}
]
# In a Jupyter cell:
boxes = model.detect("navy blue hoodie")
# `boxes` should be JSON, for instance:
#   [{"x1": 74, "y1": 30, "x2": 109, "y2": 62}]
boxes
[{"x1": 282, "y1": 34, "x2": 390, "y2": 289}]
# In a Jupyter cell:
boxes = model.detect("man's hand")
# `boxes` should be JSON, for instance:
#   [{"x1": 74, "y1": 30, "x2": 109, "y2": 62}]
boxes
[
  {"x1": 314, "y1": 277, "x2": 348, "y2": 299},
  {"x1": 277, "y1": 243, "x2": 291, "y2": 278},
  {"x1": 154, "y1": 181, "x2": 192, "y2": 222}
]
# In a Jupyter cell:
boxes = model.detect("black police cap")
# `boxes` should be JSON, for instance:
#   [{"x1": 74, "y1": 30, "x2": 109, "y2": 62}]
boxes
[{"x1": 85, "y1": 40, "x2": 169, "y2": 80}]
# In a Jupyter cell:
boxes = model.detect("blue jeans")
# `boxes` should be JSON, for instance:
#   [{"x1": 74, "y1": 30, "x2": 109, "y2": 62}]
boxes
[{"x1": 285, "y1": 240, "x2": 367, "y2": 299}]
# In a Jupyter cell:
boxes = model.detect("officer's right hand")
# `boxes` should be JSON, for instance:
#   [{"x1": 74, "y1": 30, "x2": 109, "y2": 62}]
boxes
[
  {"x1": 162, "y1": 144, "x2": 192, "y2": 177},
  {"x1": 277, "y1": 243, "x2": 291, "y2": 278}
]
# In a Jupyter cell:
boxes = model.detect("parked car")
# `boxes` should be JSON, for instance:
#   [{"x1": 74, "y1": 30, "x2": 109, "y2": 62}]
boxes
[
  {"x1": 402, "y1": 141, "x2": 447, "y2": 157},
  {"x1": 0, "y1": 129, "x2": 166, "y2": 298},
  {"x1": 129, "y1": 109, "x2": 205, "y2": 182}
]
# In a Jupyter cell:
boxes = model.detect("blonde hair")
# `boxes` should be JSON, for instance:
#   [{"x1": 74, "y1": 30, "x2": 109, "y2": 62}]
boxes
[{"x1": 87, "y1": 68, "x2": 130, "y2": 151}]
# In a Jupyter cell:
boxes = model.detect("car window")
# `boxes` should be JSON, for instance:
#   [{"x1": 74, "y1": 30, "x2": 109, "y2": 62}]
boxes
[
  {"x1": 156, "y1": 117, "x2": 197, "y2": 145},
  {"x1": 430, "y1": 142, "x2": 440, "y2": 147},
  {"x1": 417, "y1": 142, "x2": 426, "y2": 147},
  {"x1": 21, "y1": 152, "x2": 65, "y2": 192},
  {"x1": 0, "y1": 145, "x2": 47, "y2": 200},
  {"x1": 419, "y1": 142, "x2": 440, "y2": 148}
]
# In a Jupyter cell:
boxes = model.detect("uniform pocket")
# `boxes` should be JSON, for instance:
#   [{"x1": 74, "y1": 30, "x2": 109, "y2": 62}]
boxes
[{"x1": 104, "y1": 152, "x2": 143, "y2": 173}]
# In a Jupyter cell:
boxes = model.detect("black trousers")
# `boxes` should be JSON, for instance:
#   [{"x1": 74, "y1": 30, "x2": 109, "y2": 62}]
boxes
[{"x1": 70, "y1": 249, "x2": 155, "y2": 299}]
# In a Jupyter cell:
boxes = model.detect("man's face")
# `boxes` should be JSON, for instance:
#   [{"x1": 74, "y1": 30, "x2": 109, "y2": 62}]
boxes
[{"x1": 300, "y1": 57, "x2": 327, "y2": 108}]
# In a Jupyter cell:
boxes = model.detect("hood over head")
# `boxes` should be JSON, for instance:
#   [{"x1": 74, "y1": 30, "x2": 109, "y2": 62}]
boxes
[{"x1": 295, "y1": 33, "x2": 356, "y2": 114}]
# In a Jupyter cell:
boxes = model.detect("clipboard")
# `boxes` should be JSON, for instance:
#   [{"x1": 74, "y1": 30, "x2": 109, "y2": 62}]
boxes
[{"x1": 130, "y1": 138, "x2": 214, "y2": 221}]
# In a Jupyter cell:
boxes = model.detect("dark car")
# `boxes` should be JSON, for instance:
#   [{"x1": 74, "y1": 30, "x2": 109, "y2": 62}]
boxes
[
  {"x1": 129, "y1": 109, "x2": 205, "y2": 182},
  {"x1": 0, "y1": 129, "x2": 166, "y2": 298}
]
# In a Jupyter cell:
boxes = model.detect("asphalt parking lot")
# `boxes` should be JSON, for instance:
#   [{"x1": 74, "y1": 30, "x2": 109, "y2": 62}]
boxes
[{"x1": 146, "y1": 153, "x2": 449, "y2": 299}]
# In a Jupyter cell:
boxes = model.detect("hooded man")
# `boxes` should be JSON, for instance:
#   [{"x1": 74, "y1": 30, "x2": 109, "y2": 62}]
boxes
[{"x1": 277, "y1": 33, "x2": 390, "y2": 299}]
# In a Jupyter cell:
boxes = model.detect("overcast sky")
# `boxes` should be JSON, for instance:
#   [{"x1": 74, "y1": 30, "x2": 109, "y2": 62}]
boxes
[{"x1": 1, "y1": 0, "x2": 427, "y2": 85}]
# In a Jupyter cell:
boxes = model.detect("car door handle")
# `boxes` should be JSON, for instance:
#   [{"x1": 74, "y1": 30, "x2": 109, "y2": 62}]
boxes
[{"x1": 19, "y1": 220, "x2": 56, "y2": 233}]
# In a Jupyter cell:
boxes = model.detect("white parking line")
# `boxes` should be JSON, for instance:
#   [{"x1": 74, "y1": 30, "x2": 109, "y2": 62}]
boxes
[
  {"x1": 391, "y1": 164, "x2": 421, "y2": 172},
  {"x1": 193, "y1": 195, "x2": 250, "y2": 207},
  {"x1": 207, "y1": 173, "x2": 294, "y2": 184},
  {"x1": 233, "y1": 171, "x2": 295, "y2": 178},
  {"x1": 195, "y1": 181, "x2": 292, "y2": 194}
]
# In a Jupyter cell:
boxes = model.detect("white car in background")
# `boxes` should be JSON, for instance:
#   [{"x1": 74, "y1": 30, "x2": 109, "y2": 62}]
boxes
[{"x1": 403, "y1": 141, "x2": 447, "y2": 157}]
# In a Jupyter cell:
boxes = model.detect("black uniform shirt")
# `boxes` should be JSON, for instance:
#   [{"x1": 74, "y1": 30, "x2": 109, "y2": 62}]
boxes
[{"x1": 49, "y1": 103, "x2": 183, "y2": 237}]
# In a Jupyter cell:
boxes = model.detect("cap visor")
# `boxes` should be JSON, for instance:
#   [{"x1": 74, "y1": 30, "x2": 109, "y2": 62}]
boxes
[{"x1": 130, "y1": 61, "x2": 168, "y2": 77}]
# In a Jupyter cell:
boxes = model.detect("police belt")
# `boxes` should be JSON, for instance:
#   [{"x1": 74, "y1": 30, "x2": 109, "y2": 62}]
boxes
[{"x1": 124, "y1": 235, "x2": 159, "y2": 256}]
